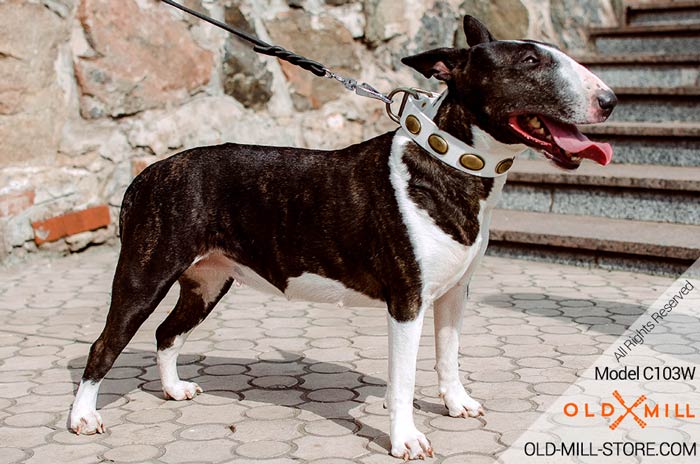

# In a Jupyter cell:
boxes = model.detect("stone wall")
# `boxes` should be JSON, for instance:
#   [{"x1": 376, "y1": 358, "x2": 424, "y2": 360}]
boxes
[{"x1": 0, "y1": 0, "x2": 617, "y2": 264}]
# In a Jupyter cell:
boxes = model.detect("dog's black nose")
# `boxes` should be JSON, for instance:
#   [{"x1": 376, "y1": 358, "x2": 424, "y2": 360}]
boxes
[{"x1": 597, "y1": 90, "x2": 617, "y2": 113}]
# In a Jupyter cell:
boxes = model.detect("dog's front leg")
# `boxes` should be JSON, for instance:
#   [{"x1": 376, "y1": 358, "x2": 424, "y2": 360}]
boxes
[
  {"x1": 387, "y1": 307, "x2": 433, "y2": 460},
  {"x1": 434, "y1": 280, "x2": 484, "y2": 418}
]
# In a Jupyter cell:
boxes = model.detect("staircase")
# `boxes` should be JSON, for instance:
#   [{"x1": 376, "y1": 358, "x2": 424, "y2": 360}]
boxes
[{"x1": 490, "y1": 0, "x2": 700, "y2": 276}]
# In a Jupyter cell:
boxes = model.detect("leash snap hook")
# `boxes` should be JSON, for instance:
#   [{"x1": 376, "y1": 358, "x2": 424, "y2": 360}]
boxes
[{"x1": 325, "y1": 69, "x2": 392, "y2": 104}]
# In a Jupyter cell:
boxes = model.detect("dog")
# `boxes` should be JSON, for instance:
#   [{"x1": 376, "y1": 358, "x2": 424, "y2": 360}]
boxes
[{"x1": 70, "y1": 16, "x2": 615, "y2": 460}]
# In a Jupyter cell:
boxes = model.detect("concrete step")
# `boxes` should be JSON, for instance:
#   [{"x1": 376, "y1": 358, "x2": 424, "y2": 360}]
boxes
[
  {"x1": 576, "y1": 54, "x2": 700, "y2": 88},
  {"x1": 608, "y1": 86, "x2": 700, "y2": 122},
  {"x1": 508, "y1": 159, "x2": 700, "y2": 191},
  {"x1": 490, "y1": 209, "x2": 700, "y2": 261},
  {"x1": 590, "y1": 24, "x2": 700, "y2": 55},
  {"x1": 625, "y1": 1, "x2": 700, "y2": 26},
  {"x1": 500, "y1": 160, "x2": 700, "y2": 225},
  {"x1": 579, "y1": 122, "x2": 700, "y2": 166}
]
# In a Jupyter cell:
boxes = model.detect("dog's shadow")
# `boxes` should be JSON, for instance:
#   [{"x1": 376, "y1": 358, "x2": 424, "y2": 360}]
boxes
[{"x1": 68, "y1": 350, "x2": 444, "y2": 450}]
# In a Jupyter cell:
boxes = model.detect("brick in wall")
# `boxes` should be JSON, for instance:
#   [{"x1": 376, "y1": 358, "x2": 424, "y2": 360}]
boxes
[{"x1": 32, "y1": 205, "x2": 111, "y2": 245}]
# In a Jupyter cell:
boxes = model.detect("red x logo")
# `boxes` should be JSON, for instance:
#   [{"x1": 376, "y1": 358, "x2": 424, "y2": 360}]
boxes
[{"x1": 609, "y1": 390, "x2": 647, "y2": 430}]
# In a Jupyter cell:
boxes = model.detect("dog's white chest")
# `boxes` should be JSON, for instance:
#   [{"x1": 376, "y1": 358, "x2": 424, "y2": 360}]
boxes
[{"x1": 388, "y1": 134, "x2": 504, "y2": 300}]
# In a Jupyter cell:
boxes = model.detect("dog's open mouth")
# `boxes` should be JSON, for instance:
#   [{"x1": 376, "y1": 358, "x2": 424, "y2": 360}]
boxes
[{"x1": 508, "y1": 115, "x2": 613, "y2": 169}]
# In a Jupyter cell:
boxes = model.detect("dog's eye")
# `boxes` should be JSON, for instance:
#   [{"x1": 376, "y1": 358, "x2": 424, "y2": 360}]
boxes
[{"x1": 522, "y1": 55, "x2": 539, "y2": 64}]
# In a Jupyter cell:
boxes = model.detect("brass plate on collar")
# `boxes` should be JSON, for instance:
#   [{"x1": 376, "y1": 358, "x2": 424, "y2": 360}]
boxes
[
  {"x1": 459, "y1": 153, "x2": 485, "y2": 171},
  {"x1": 428, "y1": 134, "x2": 448, "y2": 154},
  {"x1": 405, "y1": 115, "x2": 421, "y2": 134},
  {"x1": 496, "y1": 158, "x2": 514, "y2": 174}
]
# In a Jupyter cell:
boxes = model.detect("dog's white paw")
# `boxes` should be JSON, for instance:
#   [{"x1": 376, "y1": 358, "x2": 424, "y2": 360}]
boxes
[
  {"x1": 440, "y1": 384, "x2": 484, "y2": 418},
  {"x1": 70, "y1": 408, "x2": 105, "y2": 435},
  {"x1": 390, "y1": 423, "x2": 433, "y2": 461},
  {"x1": 163, "y1": 381, "x2": 203, "y2": 401}
]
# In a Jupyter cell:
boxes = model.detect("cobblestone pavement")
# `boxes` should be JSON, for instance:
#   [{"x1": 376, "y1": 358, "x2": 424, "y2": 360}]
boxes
[{"x1": 0, "y1": 246, "x2": 675, "y2": 463}]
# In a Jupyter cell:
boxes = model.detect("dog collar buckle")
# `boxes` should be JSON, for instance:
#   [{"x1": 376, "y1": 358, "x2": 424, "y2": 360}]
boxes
[{"x1": 396, "y1": 91, "x2": 516, "y2": 178}]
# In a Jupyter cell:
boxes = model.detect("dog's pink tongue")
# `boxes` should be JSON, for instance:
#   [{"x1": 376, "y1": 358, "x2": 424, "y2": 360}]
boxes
[{"x1": 540, "y1": 116, "x2": 613, "y2": 165}]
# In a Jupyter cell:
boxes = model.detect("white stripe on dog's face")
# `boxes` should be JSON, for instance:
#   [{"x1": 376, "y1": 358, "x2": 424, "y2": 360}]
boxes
[{"x1": 534, "y1": 42, "x2": 614, "y2": 123}]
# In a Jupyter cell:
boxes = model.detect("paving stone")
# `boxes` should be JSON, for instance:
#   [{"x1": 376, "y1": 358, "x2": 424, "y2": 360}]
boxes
[
  {"x1": 309, "y1": 459, "x2": 358, "y2": 464},
  {"x1": 305, "y1": 347, "x2": 360, "y2": 363},
  {"x1": 429, "y1": 414, "x2": 482, "y2": 431},
  {"x1": 245, "y1": 404, "x2": 299, "y2": 420},
  {"x1": 31, "y1": 381, "x2": 75, "y2": 396},
  {"x1": 179, "y1": 423, "x2": 233, "y2": 441},
  {"x1": 101, "y1": 422, "x2": 182, "y2": 447},
  {"x1": 293, "y1": 434, "x2": 370, "y2": 461},
  {"x1": 176, "y1": 403, "x2": 246, "y2": 425},
  {"x1": 236, "y1": 440, "x2": 291, "y2": 459},
  {"x1": 231, "y1": 419, "x2": 303, "y2": 442},
  {"x1": 0, "y1": 370, "x2": 35, "y2": 383},
  {"x1": 103, "y1": 444, "x2": 162, "y2": 462},
  {"x1": 0, "y1": 448, "x2": 28, "y2": 464},
  {"x1": 126, "y1": 407, "x2": 178, "y2": 424},
  {"x1": 258, "y1": 351, "x2": 304, "y2": 363},
  {"x1": 250, "y1": 375, "x2": 299, "y2": 389},
  {"x1": 515, "y1": 357, "x2": 562, "y2": 368},
  {"x1": 304, "y1": 418, "x2": 358, "y2": 436},
  {"x1": 9, "y1": 392, "x2": 77, "y2": 414},
  {"x1": 310, "y1": 337, "x2": 352, "y2": 349},
  {"x1": 0, "y1": 426, "x2": 55, "y2": 449},
  {"x1": 161, "y1": 439, "x2": 236, "y2": 463},
  {"x1": 25, "y1": 443, "x2": 108, "y2": 464},
  {"x1": 468, "y1": 381, "x2": 533, "y2": 400},
  {"x1": 483, "y1": 398, "x2": 534, "y2": 413},
  {"x1": 224, "y1": 459, "x2": 297, "y2": 464},
  {"x1": 265, "y1": 327, "x2": 306, "y2": 338},
  {"x1": 201, "y1": 364, "x2": 248, "y2": 377},
  {"x1": 307, "y1": 388, "x2": 358, "y2": 403},
  {"x1": 469, "y1": 370, "x2": 517, "y2": 383},
  {"x1": 3, "y1": 411, "x2": 55, "y2": 427},
  {"x1": 427, "y1": 429, "x2": 504, "y2": 455},
  {"x1": 191, "y1": 390, "x2": 243, "y2": 406},
  {"x1": 302, "y1": 372, "x2": 363, "y2": 391},
  {"x1": 242, "y1": 388, "x2": 305, "y2": 406}
]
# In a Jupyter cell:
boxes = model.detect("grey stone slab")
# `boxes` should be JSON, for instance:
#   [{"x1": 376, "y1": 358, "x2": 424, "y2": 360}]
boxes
[
  {"x1": 585, "y1": 59, "x2": 700, "y2": 88},
  {"x1": 627, "y1": 5, "x2": 700, "y2": 26},
  {"x1": 610, "y1": 95, "x2": 700, "y2": 122},
  {"x1": 594, "y1": 33, "x2": 700, "y2": 55},
  {"x1": 490, "y1": 209, "x2": 700, "y2": 260},
  {"x1": 500, "y1": 183, "x2": 700, "y2": 225}
]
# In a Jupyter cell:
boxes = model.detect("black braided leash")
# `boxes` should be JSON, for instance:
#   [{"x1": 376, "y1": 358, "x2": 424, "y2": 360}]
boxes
[{"x1": 160, "y1": 0, "x2": 392, "y2": 103}]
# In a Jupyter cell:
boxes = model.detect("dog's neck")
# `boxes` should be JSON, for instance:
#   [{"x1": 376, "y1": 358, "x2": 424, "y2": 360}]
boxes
[
  {"x1": 397, "y1": 88, "x2": 525, "y2": 180},
  {"x1": 397, "y1": 88, "x2": 525, "y2": 203},
  {"x1": 392, "y1": 90, "x2": 523, "y2": 246},
  {"x1": 433, "y1": 89, "x2": 526, "y2": 163}
]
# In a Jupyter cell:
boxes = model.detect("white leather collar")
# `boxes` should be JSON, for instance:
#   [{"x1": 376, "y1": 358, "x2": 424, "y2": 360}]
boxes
[{"x1": 398, "y1": 91, "x2": 517, "y2": 178}]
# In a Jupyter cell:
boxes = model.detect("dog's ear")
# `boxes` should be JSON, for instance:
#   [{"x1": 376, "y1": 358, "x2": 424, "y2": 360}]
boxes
[
  {"x1": 401, "y1": 48, "x2": 466, "y2": 81},
  {"x1": 463, "y1": 15, "x2": 494, "y2": 47}
]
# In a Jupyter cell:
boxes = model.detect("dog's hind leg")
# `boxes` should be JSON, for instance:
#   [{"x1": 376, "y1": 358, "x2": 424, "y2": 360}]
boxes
[
  {"x1": 433, "y1": 279, "x2": 484, "y2": 418},
  {"x1": 155, "y1": 254, "x2": 233, "y2": 401},
  {"x1": 70, "y1": 249, "x2": 189, "y2": 435}
]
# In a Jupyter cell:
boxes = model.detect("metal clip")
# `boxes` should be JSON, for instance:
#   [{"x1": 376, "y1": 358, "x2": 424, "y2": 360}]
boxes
[
  {"x1": 324, "y1": 70, "x2": 392, "y2": 104},
  {"x1": 354, "y1": 83, "x2": 393, "y2": 104}
]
